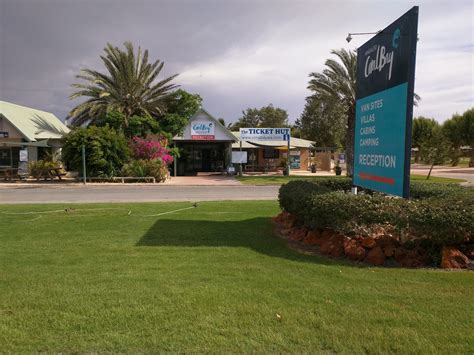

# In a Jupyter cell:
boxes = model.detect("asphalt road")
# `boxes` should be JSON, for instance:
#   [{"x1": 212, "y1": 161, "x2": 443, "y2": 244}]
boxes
[
  {"x1": 410, "y1": 164, "x2": 474, "y2": 183},
  {"x1": 0, "y1": 184, "x2": 281, "y2": 204}
]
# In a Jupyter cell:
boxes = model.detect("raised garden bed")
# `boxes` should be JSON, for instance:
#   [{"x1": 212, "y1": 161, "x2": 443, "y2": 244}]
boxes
[{"x1": 276, "y1": 179, "x2": 473, "y2": 269}]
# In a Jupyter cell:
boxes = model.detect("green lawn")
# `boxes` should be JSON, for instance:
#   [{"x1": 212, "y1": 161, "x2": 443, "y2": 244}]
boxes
[
  {"x1": 1, "y1": 201, "x2": 472, "y2": 353},
  {"x1": 457, "y1": 157, "x2": 471, "y2": 168},
  {"x1": 410, "y1": 174, "x2": 466, "y2": 183},
  {"x1": 237, "y1": 174, "x2": 465, "y2": 185}
]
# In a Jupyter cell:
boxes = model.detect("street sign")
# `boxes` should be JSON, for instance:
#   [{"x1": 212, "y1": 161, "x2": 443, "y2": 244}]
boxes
[
  {"x1": 353, "y1": 6, "x2": 418, "y2": 198},
  {"x1": 239, "y1": 128, "x2": 290, "y2": 142}
]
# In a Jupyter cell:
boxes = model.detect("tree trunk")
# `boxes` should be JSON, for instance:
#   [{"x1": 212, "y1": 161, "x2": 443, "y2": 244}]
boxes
[
  {"x1": 427, "y1": 163, "x2": 434, "y2": 180},
  {"x1": 345, "y1": 105, "x2": 355, "y2": 177}
]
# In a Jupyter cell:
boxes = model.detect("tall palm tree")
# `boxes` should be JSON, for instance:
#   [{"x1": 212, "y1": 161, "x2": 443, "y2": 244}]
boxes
[
  {"x1": 308, "y1": 49, "x2": 420, "y2": 176},
  {"x1": 68, "y1": 42, "x2": 178, "y2": 127},
  {"x1": 308, "y1": 48, "x2": 356, "y2": 175}
]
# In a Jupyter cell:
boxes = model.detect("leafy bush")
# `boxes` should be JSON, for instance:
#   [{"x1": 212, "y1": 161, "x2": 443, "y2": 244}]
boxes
[
  {"x1": 129, "y1": 135, "x2": 173, "y2": 164},
  {"x1": 409, "y1": 182, "x2": 469, "y2": 199},
  {"x1": 279, "y1": 180, "x2": 474, "y2": 246},
  {"x1": 279, "y1": 180, "x2": 331, "y2": 217},
  {"x1": 122, "y1": 159, "x2": 169, "y2": 181},
  {"x1": 28, "y1": 160, "x2": 61, "y2": 178},
  {"x1": 62, "y1": 125, "x2": 130, "y2": 177}
]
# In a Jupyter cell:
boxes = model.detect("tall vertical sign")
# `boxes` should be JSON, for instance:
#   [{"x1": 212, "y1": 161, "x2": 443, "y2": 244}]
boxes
[{"x1": 353, "y1": 7, "x2": 418, "y2": 198}]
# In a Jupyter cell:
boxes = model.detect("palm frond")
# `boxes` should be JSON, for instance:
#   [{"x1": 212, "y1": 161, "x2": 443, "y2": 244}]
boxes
[{"x1": 69, "y1": 42, "x2": 179, "y2": 126}]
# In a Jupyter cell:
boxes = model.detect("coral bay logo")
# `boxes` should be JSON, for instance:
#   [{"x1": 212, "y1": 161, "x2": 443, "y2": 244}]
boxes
[
  {"x1": 192, "y1": 122, "x2": 213, "y2": 134},
  {"x1": 191, "y1": 121, "x2": 215, "y2": 140},
  {"x1": 364, "y1": 45, "x2": 394, "y2": 81}
]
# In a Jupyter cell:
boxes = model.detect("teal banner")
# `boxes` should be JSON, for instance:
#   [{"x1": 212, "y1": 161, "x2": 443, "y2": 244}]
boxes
[{"x1": 353, "y1": 83, "x2": 407, "y2": 196}]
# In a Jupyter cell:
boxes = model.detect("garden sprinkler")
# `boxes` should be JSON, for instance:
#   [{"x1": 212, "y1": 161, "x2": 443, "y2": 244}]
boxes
[{"x1": 143, "y1": 203, "x2": 199, "y2": 217}]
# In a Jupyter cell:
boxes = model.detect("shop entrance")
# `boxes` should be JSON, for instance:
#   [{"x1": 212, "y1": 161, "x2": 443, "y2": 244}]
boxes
[{"x1": 177, "y1": 142, "x2": 228, "y2": 175}]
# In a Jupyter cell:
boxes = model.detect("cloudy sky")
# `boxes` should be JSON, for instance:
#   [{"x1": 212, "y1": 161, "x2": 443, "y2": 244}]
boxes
[{"x1": 0, "y1": 0, "x2": 472, "y2": 124}]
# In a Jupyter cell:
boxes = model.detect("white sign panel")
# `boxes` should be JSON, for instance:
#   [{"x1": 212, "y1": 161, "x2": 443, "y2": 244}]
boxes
[
  {"x1": 191, "y1": 121, "x2": 215, "y2": 140},
  {"x1": 19, "y1": 149, "x2": 28, "y2": 162},
  {"x1": 232, "y1": 151, "x2": 248, "y2": 164},
  {"x1": 240, "y1": 128, "x2": 290, "y2": 141}
]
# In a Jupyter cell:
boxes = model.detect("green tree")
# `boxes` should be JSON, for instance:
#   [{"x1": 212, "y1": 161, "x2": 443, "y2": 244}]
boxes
[
  {"x1": 69, "y1": 42, "x2": 178, "y2": 127},
  {"x1": 160, "y1": 89, "x2": 202, "y2": 136},
  {"x1": 443, "y1": 108, "x2": 474, "y2": 166},
  {"x1": 296, "y1": 93, "x2": 346, "y2": 149},
  {"x1": 100, "y1": 111, "x2": 159, "y2": 138},
  {"x1": 62, "y1": 126, "x2": 130, "y2": 177},
  {"x1": 418, "y1": 126, "x2": 451, "y2": 179},
  {"x1": 412, "y1": 117, "x2": 439, "y2": 163},
  {"x1": 83, "y1": 89, "x2": 201, "y2": 139},
  {"x1": 307, "y1": 49, "x2": 356, "y2": 175},
  {"x1": 232, "y1": 104, "x2": 289, "y2": 129},
  {"x1": 461, "y1": 108, "x2": 474, "y2": 166}
]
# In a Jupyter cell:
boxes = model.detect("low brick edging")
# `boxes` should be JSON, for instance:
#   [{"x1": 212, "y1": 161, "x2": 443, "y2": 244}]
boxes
[{"x1": 273, "y1": 211, "x2": 474, "y2": 269}]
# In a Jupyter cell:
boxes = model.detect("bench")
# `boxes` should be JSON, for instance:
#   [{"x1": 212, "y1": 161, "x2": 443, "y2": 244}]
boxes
[{"x1": 34, "y1": 167, "x2": 67, "y2": 181}]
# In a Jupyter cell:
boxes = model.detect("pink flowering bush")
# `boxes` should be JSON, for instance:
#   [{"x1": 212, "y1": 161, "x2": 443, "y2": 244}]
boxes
[{"x1": 129, "y1": 135, "x2": 173, "y2": 165}]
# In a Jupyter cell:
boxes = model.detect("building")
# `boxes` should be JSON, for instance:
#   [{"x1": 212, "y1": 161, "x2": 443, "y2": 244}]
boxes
[
  {"x1": 173, "y1": 108, "x2": 315, "y2": 175},
  {"x1": 0, "y1": 101, "x2": 70, "y2": 168},
  {"x1": 231, "y1": 131, "x2": 314, "y2": 172},
  {"x1": 173, "y1": 108, "x2": 237, "y2": 175}
]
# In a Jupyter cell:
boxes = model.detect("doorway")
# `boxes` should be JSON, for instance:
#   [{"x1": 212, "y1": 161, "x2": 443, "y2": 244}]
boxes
[{"x1": 177, "y1": 142, "x2": 227, "y2": 175}]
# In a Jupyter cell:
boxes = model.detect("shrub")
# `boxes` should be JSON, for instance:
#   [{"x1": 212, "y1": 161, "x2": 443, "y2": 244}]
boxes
[
  {"x1": 279, "y1": 180, "x2": 473, "y2": 246},
  {"x1": 122, "y1": 159, "x2": 169, "y2": 182},
  {"x1": 62, "y1": 125, "x2": 130, "y2": 177},
  {"x1": 28, "y1": 160, "x2": 60, "y2": 178},
  {"x1": 409, "y1": 182, "x2": 469, "y2": 199},
  {"x1": 129, "y1": 135, "x2": 173, "y2": 164},
  {"x1": 279, "y1": 180, "x2": 331, "y2": 217}
]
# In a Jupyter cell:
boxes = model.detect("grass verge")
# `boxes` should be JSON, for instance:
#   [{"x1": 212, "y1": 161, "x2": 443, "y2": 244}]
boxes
[
  {"x1": 237, "y1": 174, "x2": 465, "y2": 185},
  {"x1": 0, "y1": 201, "x2": 472, "y2": 352}
]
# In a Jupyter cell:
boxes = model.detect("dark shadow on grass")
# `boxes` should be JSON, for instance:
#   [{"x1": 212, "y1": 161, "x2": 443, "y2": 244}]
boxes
[{"x1": 137, "y1": 217, "x2": 360, "y2": 267}]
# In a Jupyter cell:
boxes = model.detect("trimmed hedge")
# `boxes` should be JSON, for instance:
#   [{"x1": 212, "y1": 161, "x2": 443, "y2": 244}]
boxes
[{"x1": 279, "y1": 180, "x2": 474, "y2": 246}]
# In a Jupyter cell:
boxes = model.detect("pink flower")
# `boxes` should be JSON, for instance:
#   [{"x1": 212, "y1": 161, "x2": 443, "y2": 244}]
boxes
[{"x1": 129, "y1": 135, "x2": 173, "y2": 165}]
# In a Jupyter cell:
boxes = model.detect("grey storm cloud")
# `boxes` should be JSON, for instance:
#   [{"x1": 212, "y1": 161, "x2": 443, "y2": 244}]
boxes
[{"x1": 1, "y1": 0, "x2": 473, "y2": 123}]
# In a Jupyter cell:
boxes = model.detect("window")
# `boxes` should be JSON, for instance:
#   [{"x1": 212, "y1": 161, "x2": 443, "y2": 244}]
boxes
[
  {"x1": 263, "y1": 148, "x2": 279, "y2": 159},
  {"x1": 0, "y1": 148, "x2": 12, "y2": 166}
]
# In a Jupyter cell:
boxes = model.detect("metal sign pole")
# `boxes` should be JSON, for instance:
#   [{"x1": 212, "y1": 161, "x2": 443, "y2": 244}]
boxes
[
  {"x1": 239, "y1": 140, "x2": 243, "y2": 177},
  {"x1": 82, "y1": 145, "x2": 87, "y2": 184},
  {"x1": 287, "y1": 135, "x2": 291, "y2": 176}
]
